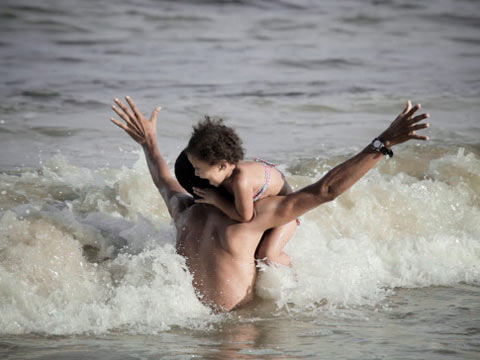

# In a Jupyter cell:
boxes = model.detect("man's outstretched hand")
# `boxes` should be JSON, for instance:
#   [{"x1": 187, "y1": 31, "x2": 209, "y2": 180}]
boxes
[
  {"x1": 110, "y1": 96, "x2": 162, "y2": 147},
  {"x1": 379, "y1": 100, "x2": 430, "y2": 148}
]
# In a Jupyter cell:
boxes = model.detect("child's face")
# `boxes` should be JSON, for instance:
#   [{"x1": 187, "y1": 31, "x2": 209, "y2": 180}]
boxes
[{"x1": 186, "y1": 153, "x2": 228, "y2": 187}]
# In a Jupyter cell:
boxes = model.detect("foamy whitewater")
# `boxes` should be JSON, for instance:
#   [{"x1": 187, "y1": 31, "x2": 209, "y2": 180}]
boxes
[
  {"x1": 1, "y1": 0, "x2": 480, "y2": 358},
  {"x1": 1, "y1": 146, "x2": 478, "y2": 335}
]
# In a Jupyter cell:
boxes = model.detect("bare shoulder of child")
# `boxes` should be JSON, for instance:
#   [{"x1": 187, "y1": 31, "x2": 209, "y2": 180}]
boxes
[{"x1": 236, "y1": 159, "x2": 290, "y2": 201}]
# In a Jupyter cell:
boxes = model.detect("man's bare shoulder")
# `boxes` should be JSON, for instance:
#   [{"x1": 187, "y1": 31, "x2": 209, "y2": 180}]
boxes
[
  {"x1": 176, "y1": 203, "x2": 241, "y2": 235},
  {"x1": 175, "y1": 202, "x2": 226, "y2": 229},
  {"x1": 169, "y1": 192, "x2": 195, "y2": 222}
]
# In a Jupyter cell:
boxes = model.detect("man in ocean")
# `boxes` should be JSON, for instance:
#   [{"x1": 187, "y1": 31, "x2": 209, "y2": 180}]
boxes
[{"x1": 110, "y1": 96, "x2": 430, "y2": 312}]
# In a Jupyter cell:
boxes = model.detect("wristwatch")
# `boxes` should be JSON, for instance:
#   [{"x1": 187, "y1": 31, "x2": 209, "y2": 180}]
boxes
[{"x1": 371, "y1": 137, "x2": 393, "y2": 157}]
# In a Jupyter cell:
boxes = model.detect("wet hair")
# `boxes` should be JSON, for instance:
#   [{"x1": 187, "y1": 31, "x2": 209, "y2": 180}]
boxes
[
  {"x1": 186, "y1": 116, "x2": 244, "y2": 165},
  {"x1": 175, "y1": 149, "x2": 231, "y2": 200}
]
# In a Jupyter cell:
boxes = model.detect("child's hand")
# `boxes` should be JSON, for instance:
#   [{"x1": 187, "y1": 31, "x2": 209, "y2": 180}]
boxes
[{"x1": 193, "y1": 187, "x2": 220, "y2": 206}]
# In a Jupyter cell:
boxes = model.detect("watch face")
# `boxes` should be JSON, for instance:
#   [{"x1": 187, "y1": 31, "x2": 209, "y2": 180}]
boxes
[{"x1": 373, "y1": 139, "x2": 382, "y2": 149}]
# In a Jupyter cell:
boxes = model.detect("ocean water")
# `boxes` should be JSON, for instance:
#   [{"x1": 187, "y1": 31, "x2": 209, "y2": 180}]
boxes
[{"x1": 1, "y1": 0, "x2": 479, "y2": 359}]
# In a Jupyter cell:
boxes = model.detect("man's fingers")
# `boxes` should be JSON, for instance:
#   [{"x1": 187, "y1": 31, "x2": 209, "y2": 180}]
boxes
[
  {"x1": 115, "y1": 98, "x2": 143, "y2": 132},
  {"x1": 410, "y1": 134, "x2": 429, "y2": 141},
  {"x1": 112, "y1": 103, "x2": 143, "y2": 135},
  {"x1": 112, "y1": 105, "x2": 135, "y2": 126},
  {"x1": 114, "y1": 98, "x2": 145, "y2": 133},
  {"x1": 410, "y1": 123, "x2": 429, "y2": 132},
  {"x1": 111, "y1": 105, "x2": 129, "y2": 122},
  {"x1": 150, "y1": 106, "x2": 162, "y2": 123},
  {"x1": 111, "y1": 117, "x2": 142, "y2": 138},
  {"x1": 125, "y1": 96, "x2": 147, "y2": 133},
  {"x1": 125, "y1": 96, "x2": 143, "y2": 121},
  {"x1": 404, "y1": 103, "x2": 421, "y2": 120},
  {"x1": 110, "y1": 117, "x2": 127, "y2": 130},
  {"x1": 114, "y1": 98, "x2": 136, "y2": 120},
  {"x1": 393, "y1": 100, "x2": 412, "y2": 123},
  {"x1": 402, "y1": 100, "x2": 412, "y2": 114},
  {"x1": 411, "y1": 113, "x2": 430, "y2": 124}
]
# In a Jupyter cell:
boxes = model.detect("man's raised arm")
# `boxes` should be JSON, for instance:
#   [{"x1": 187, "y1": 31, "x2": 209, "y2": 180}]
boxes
[
  {"x1": 253, "y1": 101, "x2": 430, "y2": 229},
  {"x1": 110, "y1": 96, "x2": 189, "y2": 219}
]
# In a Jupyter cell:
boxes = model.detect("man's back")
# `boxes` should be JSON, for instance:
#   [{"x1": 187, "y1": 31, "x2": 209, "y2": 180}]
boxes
[{"x1": 175, "y1": 202, "x2": 263, "y2": 311}]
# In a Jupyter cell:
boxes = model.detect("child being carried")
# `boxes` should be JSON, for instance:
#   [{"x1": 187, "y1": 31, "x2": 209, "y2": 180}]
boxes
[{"x1": 184, "y1": 116, "x2": 297, "y2": 267}]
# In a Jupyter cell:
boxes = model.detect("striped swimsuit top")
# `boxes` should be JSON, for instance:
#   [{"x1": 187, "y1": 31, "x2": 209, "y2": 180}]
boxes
[
  {"x1": 251, "y1": 158, "x2": 301, "y2": 226},
  {"x1": 252, "y1": 158, "x2": 277, "y2": 202}
]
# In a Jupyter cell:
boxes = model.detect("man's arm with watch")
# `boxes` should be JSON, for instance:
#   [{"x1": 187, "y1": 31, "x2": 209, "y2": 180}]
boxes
[
  {"x1": 316, "y1": 100, "x2": 430, "y2": 201},
  {"x1": 236, "y1": 101, "x2": 430, "y2": 230}
]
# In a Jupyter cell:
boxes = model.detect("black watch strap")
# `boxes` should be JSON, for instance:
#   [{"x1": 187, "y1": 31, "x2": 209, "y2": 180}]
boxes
[
  {"x1": 379, "y1": 146, "x2": 393, "y2": 158},
  {"x1": 371, "y1": 138, "x2": 393, "y2": 157}
]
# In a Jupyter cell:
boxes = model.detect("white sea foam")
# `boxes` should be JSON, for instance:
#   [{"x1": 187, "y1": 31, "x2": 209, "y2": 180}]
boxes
[
  {"x1": 0, "y1": 155, "x2": 213, "y2": 335},
  {"x1": 0, "y1": 147, "x2": 479, "y2": 334},
  {"x1": 256, "y1": 147, "x2": 480, "y2": 312}
]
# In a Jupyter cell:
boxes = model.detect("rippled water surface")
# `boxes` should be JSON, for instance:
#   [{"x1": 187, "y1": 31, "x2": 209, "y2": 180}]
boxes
[{"x1": 1, "y1": 0, "x2": 479, "y2": 359}]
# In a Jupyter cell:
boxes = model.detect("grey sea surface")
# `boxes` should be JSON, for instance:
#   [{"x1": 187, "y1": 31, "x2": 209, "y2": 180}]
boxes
[
  {"x1": 0, "y1": 0, "x2": 479, "y2": 359},
  {"x1": 2, "y1": 286, "x2": 480, "y2": 360}
]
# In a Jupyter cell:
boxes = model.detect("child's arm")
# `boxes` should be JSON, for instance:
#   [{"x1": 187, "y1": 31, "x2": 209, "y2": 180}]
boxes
[{"x1": 193, "y1": 173, "x2": 254, "y2": 222}]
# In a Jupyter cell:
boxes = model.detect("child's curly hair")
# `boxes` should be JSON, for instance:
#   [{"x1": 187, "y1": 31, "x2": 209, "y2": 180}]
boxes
[{"x1": 186, "y1": 116, "x2": 244, "y2": 165}]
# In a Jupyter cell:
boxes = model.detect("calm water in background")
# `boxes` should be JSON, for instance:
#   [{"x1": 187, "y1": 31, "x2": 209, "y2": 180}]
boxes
[{"x1": 1, "y1": 0, "x2": 479, "y2": 359}]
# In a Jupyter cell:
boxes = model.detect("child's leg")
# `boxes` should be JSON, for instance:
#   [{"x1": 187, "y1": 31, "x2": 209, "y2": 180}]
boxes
[{"x1": 256, "y1": 220, "x2": 297, "y2": 267}]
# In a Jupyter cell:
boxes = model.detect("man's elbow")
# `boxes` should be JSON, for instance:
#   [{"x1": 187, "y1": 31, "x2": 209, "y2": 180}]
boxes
[{"x1": 318, "y1": 184, "x2": 338, "y2": 203}]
